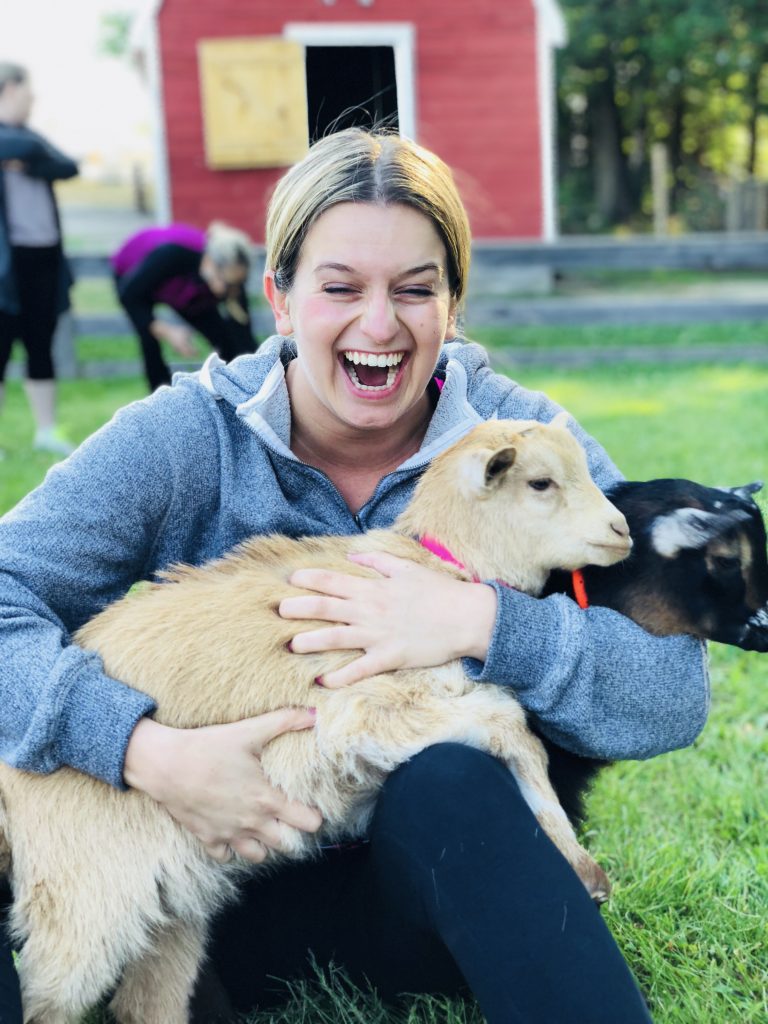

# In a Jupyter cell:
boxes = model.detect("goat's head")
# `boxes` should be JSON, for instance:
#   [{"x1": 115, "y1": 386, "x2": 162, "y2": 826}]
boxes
[
  {"x1": 607, "y1": 479, "x2": 768, "y2": 652},
  {"x1": 399, "y1": 413, "x2": 631, "y2": 590}
]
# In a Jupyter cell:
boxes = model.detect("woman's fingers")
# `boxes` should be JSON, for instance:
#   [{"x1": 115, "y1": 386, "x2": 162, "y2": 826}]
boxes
[
  {"x1": 319, "y1": 654, "x2": 388, "y2": 689},
  {"x1": 279, "y1": 593, "x2": 354, "y2": 623}
]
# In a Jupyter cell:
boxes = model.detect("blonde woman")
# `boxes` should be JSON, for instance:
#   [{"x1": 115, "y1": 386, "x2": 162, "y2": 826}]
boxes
[
  {"x1": 111, "y1": 221, "x2": 257, "y2": 391},
  {"x1": 0, "y1": 130, "x2": 708, "y2": 1023},
  {"x1": 0, "y1": 62, "x2": 77, "y2": 456}
]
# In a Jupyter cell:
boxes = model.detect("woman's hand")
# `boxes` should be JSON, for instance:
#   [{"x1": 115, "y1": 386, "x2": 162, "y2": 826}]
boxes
[
  {"x1": 279, "y1": 552, "x2": 498, "y2": 688},
  {"x1": 150, "y1": 320, "x2": 197, "y2": 357},
  {"x1": 124, "y1": 709, "x2": 322, "y2": 863}
]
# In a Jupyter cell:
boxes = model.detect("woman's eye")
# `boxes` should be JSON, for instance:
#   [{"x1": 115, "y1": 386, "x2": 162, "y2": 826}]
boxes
[
  {"x1": 529, "y1": 478, "x2": 553, "y2": 492},
  {"x1": 323, "y1": 285, "x2": 356, "y2": 295},
  {"x1": 399, "y1": 287, "x2": 433, "y2": 298}
]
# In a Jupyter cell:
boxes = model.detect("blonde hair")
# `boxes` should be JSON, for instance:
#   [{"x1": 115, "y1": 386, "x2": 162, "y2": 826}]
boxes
[
  {"x1": 205, "y1": 221, "x2": 253, "y2": 271},
  {"x1": 265, "y1": 128, "x2": 471, "y2": 305},
  {"x1": 204, "y1": 222, "x2": 253, "y2": 324}
]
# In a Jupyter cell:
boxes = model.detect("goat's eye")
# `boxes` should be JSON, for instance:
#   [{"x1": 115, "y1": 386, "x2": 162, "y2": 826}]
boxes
[
  {"x1": 712, "y1": 554, "x2": 740, "y2": 573},
  {"x1": 529, "y1": 478, "x2": 553, "y2": 492}
]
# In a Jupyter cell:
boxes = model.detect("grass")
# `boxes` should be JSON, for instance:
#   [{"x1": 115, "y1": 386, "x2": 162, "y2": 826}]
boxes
[
  {"x1": 470, "y1": 321, "x2": 768, "y2": 351},
  {"x1": 3, "y1": 356, "x2": 767, "y2": 1024}
]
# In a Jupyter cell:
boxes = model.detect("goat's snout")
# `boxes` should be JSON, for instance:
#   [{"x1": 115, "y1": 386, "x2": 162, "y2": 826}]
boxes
[
  {"x1": 740, "y1": 603, "x2": 768, "y2": 652},
  {"x1": 610, "y1": 516, "x2": 630, "y2": 541}
]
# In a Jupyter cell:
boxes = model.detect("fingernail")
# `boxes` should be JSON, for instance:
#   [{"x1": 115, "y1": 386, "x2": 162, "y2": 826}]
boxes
[
  {"x1": 307, "y1": 706, "x2": 317, "y2": 716},
  {"x1": 314, "y1": 676, "x2": 325, "y2": 687},
  {"x1": 285, "y1": 640, "x2": 294, "y2": 653}
]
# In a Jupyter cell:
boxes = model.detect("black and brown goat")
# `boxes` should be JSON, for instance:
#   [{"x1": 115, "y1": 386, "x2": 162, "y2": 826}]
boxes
[{"x1": 543, "y1": 477, "x2": 768, "y2": 825}]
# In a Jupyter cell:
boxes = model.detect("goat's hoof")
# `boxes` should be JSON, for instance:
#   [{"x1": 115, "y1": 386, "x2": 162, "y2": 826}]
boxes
[{"x1": 576, "y1": 854, "x2": 612, "y2": 904}]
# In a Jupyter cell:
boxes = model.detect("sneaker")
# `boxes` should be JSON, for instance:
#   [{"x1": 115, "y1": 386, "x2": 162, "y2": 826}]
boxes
[{"x1": 33, "y1": 429, "x2": 75, "y2": 457}]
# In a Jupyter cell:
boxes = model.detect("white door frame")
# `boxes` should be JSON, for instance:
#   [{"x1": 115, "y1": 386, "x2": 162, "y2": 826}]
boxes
[{"x1": 283, "y1": 22, "x2": 417, "y2": 140}]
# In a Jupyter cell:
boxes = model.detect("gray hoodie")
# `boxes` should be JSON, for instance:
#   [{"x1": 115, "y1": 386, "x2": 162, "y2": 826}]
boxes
[{"x1": 0, "y1": 337, "x2": 709, "y2": 789}]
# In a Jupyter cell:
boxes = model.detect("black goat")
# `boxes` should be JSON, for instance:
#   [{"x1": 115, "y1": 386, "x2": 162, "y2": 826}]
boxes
[{"x1": 542, "y1": 478, "x2": 768, "y2": 825}]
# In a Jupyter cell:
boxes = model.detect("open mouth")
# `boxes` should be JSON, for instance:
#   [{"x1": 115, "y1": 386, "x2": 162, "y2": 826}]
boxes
[{"x1": 341, "y1": 350, "x2": 405, "y2": 392}]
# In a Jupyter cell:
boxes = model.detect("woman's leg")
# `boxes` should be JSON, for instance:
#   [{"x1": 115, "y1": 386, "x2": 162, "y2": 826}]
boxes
[
  {"x1": 11, "y1": 246, "x2": 72, "y2": 454},
  {"x1": 202, "y1": 744, "x2": 652, "y2": 1024}
]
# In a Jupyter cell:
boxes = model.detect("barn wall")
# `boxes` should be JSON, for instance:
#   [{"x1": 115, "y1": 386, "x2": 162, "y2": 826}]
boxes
[{"x1": 158, "y1": 0, "x2": 544, "y2": 241}]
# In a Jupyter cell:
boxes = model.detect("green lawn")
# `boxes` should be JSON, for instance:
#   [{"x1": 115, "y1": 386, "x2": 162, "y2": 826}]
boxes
[{"x1": 2, "y1": 357, "x2": 767, "y2": 1024}]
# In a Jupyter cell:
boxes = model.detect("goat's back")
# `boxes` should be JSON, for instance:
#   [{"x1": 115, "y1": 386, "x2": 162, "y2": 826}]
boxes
[{"x1": 75, "y1": 530, "x2": 460, "y2": 730}]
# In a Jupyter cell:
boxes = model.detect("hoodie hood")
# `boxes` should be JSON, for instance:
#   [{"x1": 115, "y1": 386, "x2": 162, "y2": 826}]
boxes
[{"x1": 179, "y1": 335, "x2": 514, "y2": 469}]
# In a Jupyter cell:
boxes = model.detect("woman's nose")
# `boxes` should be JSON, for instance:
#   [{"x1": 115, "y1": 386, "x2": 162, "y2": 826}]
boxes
[{"x1": 359, "y1": 293, "x2": 398, "y2": 342}]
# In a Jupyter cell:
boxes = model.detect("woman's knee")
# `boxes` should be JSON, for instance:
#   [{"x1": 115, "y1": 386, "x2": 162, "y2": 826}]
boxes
[{"x1": 371, "y1": 743, "x2": 532, "y2": 848}]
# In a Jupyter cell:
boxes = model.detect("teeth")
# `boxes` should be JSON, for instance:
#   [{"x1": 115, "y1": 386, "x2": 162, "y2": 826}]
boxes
[
  {"x1": 344, "y1": 351, "x2": 404, "y2": 367},
  {"x1": 346, "y1": 364, "x2": 399, "y2": 391}
]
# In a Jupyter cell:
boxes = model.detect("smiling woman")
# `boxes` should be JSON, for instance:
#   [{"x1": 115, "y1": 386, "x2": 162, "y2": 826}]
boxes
[{"x1": 0, "y1": 128, "x2": 709, "y2": 1024}]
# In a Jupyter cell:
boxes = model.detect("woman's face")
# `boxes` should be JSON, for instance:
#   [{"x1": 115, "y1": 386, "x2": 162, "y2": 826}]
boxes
[
  {"x1": 200, "y1": 254, "x2": 248, "y2": 298},
  {"x1": 265, "y1": 202, "x2": 457, "y2": 436},
  {"x1": 1, "y1": 77, "x2": 33, "y2": 125}
]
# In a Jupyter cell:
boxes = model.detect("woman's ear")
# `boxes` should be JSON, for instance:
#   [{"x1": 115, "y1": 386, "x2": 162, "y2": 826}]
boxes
[
  {"x1": 263, "y1": 271, "x2": 293, "y2": 336},
  {"x1": 445, "y1": 299, "x2": 458, "y2": 340}
]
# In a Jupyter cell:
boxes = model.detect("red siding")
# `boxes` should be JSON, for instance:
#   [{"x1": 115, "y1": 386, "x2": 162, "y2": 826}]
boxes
[{"x1": 158, "y1": 0, "x2": 544, "y2": 241}]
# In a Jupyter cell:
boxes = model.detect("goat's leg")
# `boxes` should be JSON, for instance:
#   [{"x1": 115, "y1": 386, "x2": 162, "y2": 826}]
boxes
[
  {"x1": 319, "y1": 677, "x2": 610, "y2": 900},
  {"x1": 109, "y1": 919, "x2": 206, "y2": 1024},
  {"x1": 15, "y1": 912, "x2": 122, "y2": 1024}
]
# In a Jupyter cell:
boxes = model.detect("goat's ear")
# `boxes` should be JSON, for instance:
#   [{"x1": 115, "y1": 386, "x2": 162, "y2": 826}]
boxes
[
  {"x1": 727, "y1": 481, "x2": 764, "y2": 502},
  {"x1": 485, "y1": 445, "x2": 517, "y2": 486},
  {"x1": 549, "y1": 410, "x2": 571, "y2": 430},
  {"x1": 460, "y1": 445, "x2": 517, "y2": 498},
  {"x1": 651, "y1": 507, "x2": 752, "y2": 557}
]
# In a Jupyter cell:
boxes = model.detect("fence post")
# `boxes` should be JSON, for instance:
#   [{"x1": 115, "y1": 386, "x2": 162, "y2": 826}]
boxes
[{"x1": 651, "y1": 143, "x2": 669, "y2": 236}]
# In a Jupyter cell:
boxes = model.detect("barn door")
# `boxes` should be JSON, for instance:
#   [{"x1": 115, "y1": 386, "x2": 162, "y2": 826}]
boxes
[{"x1": 305, "y1": 45, "x2": 398, "y2": 141}]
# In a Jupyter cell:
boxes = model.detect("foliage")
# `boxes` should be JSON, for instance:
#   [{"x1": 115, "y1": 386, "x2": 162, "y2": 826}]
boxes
[
  {"x1": 557, "y1": 1, "x2": 768, "y2": 230},
  {"x1": 97, "y1": 12, "x2": 134, "y2": 59}
]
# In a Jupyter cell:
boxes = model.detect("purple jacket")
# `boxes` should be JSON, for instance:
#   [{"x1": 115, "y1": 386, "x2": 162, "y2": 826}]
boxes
[{"x1": 111, "y1": 224, "x2": 208, "y2": 310}]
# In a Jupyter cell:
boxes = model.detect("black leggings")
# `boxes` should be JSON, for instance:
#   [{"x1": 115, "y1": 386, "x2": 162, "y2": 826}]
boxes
[
  {"x1": 199, "y1": 744, "x2": 653, "y2": 1024},
  {"x1": 0, "y1": 745, "x2": 653, "y2": 1023},
  {"x1": 0, "y1": 246, "x2": 60, "y2": 383}
]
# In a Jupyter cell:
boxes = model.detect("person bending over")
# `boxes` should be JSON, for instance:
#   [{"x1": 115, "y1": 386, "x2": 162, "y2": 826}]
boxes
[{"x1": 112, "y1": 220, "x2": 257, "y2": 391}]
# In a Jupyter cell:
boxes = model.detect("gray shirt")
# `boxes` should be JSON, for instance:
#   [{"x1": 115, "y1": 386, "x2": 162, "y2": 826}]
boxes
[{"x1": 3, "y1": 166, "x2": 59, "y2": 246}]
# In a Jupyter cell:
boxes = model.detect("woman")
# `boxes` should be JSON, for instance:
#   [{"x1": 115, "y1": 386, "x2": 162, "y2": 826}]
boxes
[
  {"x1": 111, "y1": 220, "x2": 258, "y2": 392},
  {"x1": 0, "y1": 129, "x2": 709, "y2": 1023},
  {"x1": 0, "y1": 62, "x2": 77, "y2": 457}
]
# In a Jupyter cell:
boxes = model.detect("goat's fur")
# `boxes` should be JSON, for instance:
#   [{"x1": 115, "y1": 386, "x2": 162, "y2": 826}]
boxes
[
  {"x1": 0, "y1": 416, "x2": 633, "y2": 1024},
  {"x1": 543, "y1": 477, "x2": 768, "y2": 826}
]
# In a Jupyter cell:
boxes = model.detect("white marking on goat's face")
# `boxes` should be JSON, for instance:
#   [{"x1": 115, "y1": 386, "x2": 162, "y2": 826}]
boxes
[{"x1": 651, "y1": 506, "x2": 753, "y2": 558}]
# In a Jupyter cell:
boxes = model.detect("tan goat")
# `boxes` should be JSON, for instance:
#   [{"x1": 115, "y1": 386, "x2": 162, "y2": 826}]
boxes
[{"x1": 0, "y1": 414, "x2": 631, "y2": 1024}]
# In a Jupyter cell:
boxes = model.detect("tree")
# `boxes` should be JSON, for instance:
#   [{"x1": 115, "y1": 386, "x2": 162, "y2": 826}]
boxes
[{"x1": 557, "y1": 0, "x2": 768, "y2": 231}]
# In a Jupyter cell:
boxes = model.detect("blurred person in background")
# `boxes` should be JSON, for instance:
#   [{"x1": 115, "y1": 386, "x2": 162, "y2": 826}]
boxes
[
  {"x1": 112, "y1": 221, "x2": 258, "y2": 392},
  {"x1": 0, "y1": 61, "x2": 77, "y2": 457}
]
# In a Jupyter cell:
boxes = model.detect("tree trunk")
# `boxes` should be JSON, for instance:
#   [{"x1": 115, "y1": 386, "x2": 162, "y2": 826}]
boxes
[{"x1": 590, "y1": 76, "x2": 633, "y2": 224}]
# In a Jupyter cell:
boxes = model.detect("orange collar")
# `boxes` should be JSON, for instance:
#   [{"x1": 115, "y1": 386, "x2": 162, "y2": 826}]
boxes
[{"x1": 571, "y1": 569, "x2": 589, "y2": 609}]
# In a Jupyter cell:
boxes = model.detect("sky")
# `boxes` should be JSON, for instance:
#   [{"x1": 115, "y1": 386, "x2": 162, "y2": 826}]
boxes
[{"x1": 3, "y1": 0, "x2": 152, "y2": 172}]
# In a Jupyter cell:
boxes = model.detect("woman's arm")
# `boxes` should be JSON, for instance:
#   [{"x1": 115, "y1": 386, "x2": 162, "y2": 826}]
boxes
[
  {"x1": 116, "y1": 245, "x2": 202, "y2": 356},
  {"x1": 0, "y1": 394, "x2": 323, "y2": 860},
  {"x1": 0, "y1": 125, "x2": 77, "y2": 180},
  {"x1": 0, "y1": 402, "x2": 170, "y2": 785}
]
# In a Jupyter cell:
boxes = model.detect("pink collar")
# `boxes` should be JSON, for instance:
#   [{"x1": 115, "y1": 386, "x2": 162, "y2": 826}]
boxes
[
  {"x1": 419, "y1": 535, "x2": 589, "y2": 607},
  {"x1": 419, "y1": 534, "x2": 467, "y2": 573}
]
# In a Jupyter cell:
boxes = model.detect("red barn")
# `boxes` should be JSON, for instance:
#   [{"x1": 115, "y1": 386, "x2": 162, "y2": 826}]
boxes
[{"x1": 137, "y1": 1, "x2": 565, "y2": 243}]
